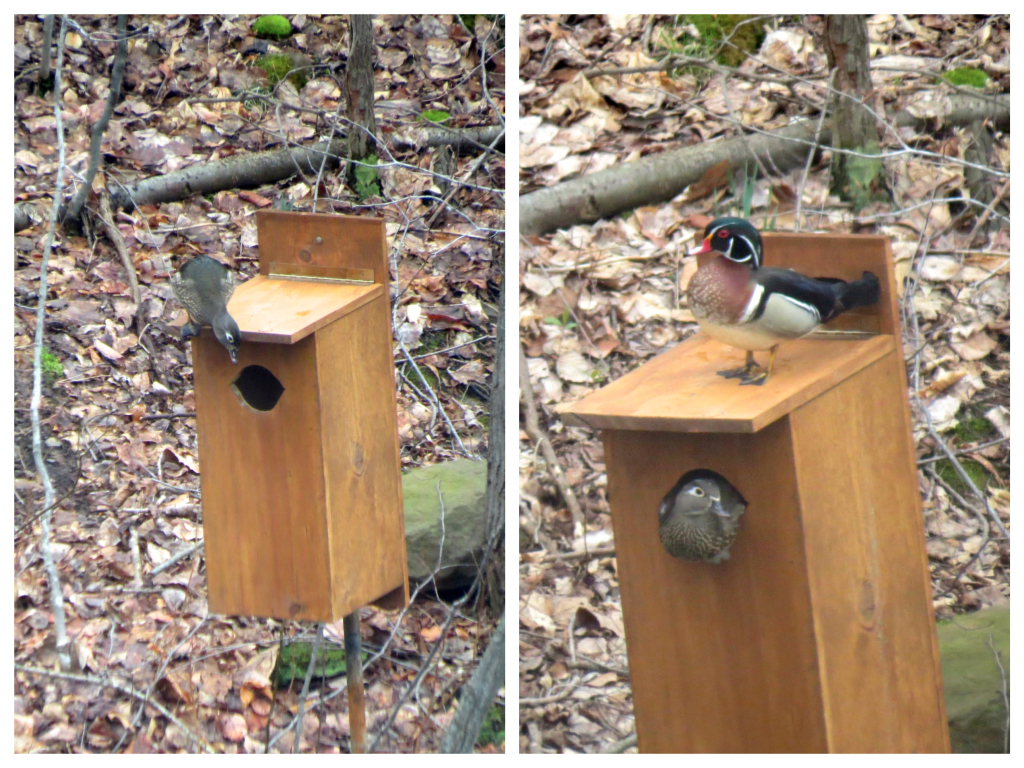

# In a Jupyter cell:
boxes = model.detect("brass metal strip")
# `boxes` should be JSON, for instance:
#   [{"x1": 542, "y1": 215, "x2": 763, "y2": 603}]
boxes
[{"x1": 268, "y1": 262, "x2": 375, "y2": 285}]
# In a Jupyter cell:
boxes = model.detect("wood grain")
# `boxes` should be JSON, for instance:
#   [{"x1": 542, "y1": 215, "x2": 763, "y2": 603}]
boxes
[
  {"x1": 606, "y1": 422, "x2": 828, "y2": 752},
  {"x1": 193, "y1": 212, "x2": 407, "y2": 622},
  {"x1": 602, "y1": 351, "x2": 948, "y2": 752},
  {"x1": 563, "y1": 334, "x2": 894, "y2": 433},
  {"x1": 194, "y1": 331, "x2": 334, "y2": 621},
  {"x1": 256, "y1": 211, "x2": 390, "y2": 285},
  {"x1": 577, "y1": 233, "x2": 946, "y2": 751},
  {"x1": 316, "y1": 293, "x2": 409, "y2": 617},
  {"x1": 789, "y1": 351, "x2": 949, "y2": 752},
  {"x1": 229, "y1": 275, "x2": 382, "y2": 344}
]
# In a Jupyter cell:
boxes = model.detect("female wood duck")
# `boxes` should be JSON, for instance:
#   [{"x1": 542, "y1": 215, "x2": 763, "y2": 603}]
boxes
[
  {"x1": 171, "y1": 254, "x2": 241, "y2": 364},
  {"x1": 686, "y1": 217, "x2": 880, "y2": 385}
]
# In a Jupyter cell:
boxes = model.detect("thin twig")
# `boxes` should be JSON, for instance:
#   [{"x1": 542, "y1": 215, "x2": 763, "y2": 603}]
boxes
[
  {"x1": 916, "y1": 397, "x2": 1009, "y2": 539},
  {"x1": 399, "y1": 338, "x2": 473, "y2": 458},
  {"x1": 519, "y1": 344, "x2": 586, "y2": 538},
  {"x1": 478, "y1": 18, "x2": 505, "y2": 130},
  {"x1": 985, "y1": 632, "x2": 1010, "y2": 753},
  {"x1": 519, "y1": 689, "x2": 574, "y2": 707},
  {"x1": 96, "y1": 192, "x2": 141, "y2": 302},
  {"x1": 538, "y1": 545, "x2": 616, "y2": 563},
  {"x1": 966, "y1": 177, "x2": 1011, "y2": 242},
  {"x1": 567, "y1": 609, "x2": 578, "y2": 664},
  {"x1": 15, "y1": 663, "x2": 214, "y2": 753},
  {"x1": 717, "y1": 72, "x2": 772, "y2": 183},
  {"x1": 916, "y1": 435, "x2": 1010, "y2": 466},
  {"x1": 64, "y1": 14, "x2": 128, "y2": 224},
  {"x1": 31, "y1": 13, "x2": 70, "y2": 672},
  {"x1": 795, "y1": 68, "x2": 835, "y2": 231},
  {"x1": 150, "y1": 541, "x2": 204, "y2": 576},
  {"x1": 291, "y1": 623, "x2": 324, "y2": 754},
  {"x1": 409, "y1": 335, "x2": 494, "y2": 361},
  {"x1": 114, "y1": 613, "x2": 210, "y2": 752},
  {"x1": 603, "y1": 733, "x2": 639, "y2": 754},
  {"x1": 425, "y1": 126, "x2": 506, "y2": 229},
  {"x1": 366, "y1": 474, "x2": 504, "y2": 752}
]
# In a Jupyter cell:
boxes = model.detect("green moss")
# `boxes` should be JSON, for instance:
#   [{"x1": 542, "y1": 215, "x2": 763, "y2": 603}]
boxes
[
  {"x1": 257, "y1": 54, "x2": 307, "y2": 90},
  {"x1": 421, "y1": 109, "x2": 451, "y2": 124},
  {"x1": 253, "y1": 15, "x2": 293, "y2": 40},
  {"x1": 935, "y1": 458, "x2": 990, "y2": 497},
  {"x1": 954, "y1": 415, "x2": 995, "y2": 443},
  {"x1": 933, "y1": 409, "x2": 1001, "y2": 496},
  {"x1": 274, "y1": 641, "x2": 366, "y2": 687},
  {"x1": 242, "y1": 84, "x2": 272, "y2": 114},
  {"x1": 475, "y1": 703, "x2": 504, "y2": 748},
  {"x1": 669, "y1": 15, "x2": 766, "y2": 69},
  {"x1": 944, "y1": 67, "x2": 988, "y2": 88},
  {"x1": 353, "y1": 154, "x2": 381, "y2": 200},
  {"x1": 417, "y1": 331, "x2": 449, "y2": 353},
  {"x1": 41, "y1": 348, "x2": 63, "y2": 384},
  {"x1": 457, "y1": 14, "x2": 500, "y2": 34},
  {"x1": 836, "y1": 141, "x2": 888, "y2": 210},
  {"x1": 936, "y1": 606, "x2": 1010, "y2": 753},
  {"x1": 410, "y1": 361, "x2": 441, "y2": 391}
]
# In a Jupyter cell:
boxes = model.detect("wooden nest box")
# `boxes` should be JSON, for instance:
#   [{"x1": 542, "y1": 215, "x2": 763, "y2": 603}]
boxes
[
  {"x1": 563, "y1": 233, "x2": 950, "y2": 753},
  {"x1": 190, "y1": 212, "x2": 408, "y2": 622}
]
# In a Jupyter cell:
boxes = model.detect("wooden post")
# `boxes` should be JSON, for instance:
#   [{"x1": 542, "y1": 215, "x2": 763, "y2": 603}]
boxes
[
  {"x1": 344, "y1": 611, "x2": 366, "y2": 754},
  {"x1": 563, "y1": 233, "x2": 950, "y2": 753}
]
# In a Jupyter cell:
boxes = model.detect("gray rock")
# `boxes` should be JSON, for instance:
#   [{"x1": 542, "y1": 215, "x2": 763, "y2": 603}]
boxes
[
  {"x1": 939, "y1": 604, "x2": 1010, "y2": 753},
  {"x1": 403, "y1": 459, "x2": 487, "y2": 591}
]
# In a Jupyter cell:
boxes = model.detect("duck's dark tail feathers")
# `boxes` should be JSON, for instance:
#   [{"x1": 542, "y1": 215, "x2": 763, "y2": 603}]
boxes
[{"x1": 832, "y1": 271, "x2": 880, "y2": 316}]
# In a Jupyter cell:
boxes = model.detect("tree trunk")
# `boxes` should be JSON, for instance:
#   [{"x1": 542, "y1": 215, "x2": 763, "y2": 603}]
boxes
[
  {"x1": 484, "y1": 271, "x2": 505, "y2": 615},
  {"x1": 440, "y1": 271, "x2": 505, "y2": 753},
  {"x1": 822, "y1": 15, "x2": 885, "y2": 207},
  {"x1": 346, "y1": 15, "x2": 378, "y2": 165},
  {"x1": 64, "y1": 14, "x2": 128, "y2": 228},
  {"x1": 37, "y1": 15, "x2": 54, "y2": 95},
  {"x1": 440, "y1": 617, "x2": 505, "y2": 753}
]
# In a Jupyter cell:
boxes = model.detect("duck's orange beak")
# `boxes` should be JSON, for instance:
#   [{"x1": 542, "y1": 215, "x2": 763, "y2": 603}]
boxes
[{"x1": 689, "y1": 234, "x2": 714, "y2": 256}]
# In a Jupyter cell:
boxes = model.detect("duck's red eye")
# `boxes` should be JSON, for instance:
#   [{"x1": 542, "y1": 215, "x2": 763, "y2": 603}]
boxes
[{"x1": 717, "y1": 228, "x2": 730, "y2": 238}]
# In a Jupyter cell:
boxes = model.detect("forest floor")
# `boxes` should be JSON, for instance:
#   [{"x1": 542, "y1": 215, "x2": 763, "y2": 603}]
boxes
[
  {"x1": 15, "y1": 13, "x2": 505, "y2": 753},
  {"x1": 518, "y1": 14, "x2": 1009, "y2": 753}
]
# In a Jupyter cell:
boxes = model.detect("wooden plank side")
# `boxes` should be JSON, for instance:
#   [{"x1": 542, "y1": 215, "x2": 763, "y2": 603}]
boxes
[
  {"x1": 696, "y1": 232, "x2": 898, "y2": 335},
  {"x1": 229, "y1": 275, "x2": 381, "y2": 344},
  {"x1": 317, "y1": 294, "x2": 409, "y2": 618},
  {"x1": 193, "y1": 331, "x2": 334, "y2": 621},
  {"x1": 606, "y1": 425, "x2": 828, "y2": 753},
  {"x1": 256, "y1": 211, "x2": 390, "y2": 284},
  {"x1": 789, "y1": 351, "x2": 949, "y2": 752},
  {"x1": 562, "y1": 335, "x2": 892, "y2": 433}
]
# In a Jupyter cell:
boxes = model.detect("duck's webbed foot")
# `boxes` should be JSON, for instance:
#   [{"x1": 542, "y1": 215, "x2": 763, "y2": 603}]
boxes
[
  {"x1": 738, "y1": 368, "x2": 769, "y2": 386},
  {"x1": 180, "y1": 322, "x2": 199, "y2": 341},
  {"x1": 738, "y1": 345, "x2": 779, "y2": 386},
  {"x1": 717, "y1": 350, "x2": 762, "y2": 381}
]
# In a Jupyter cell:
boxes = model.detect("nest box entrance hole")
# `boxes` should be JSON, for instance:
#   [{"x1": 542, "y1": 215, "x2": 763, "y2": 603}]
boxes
[{"x1": 231, "y1": 365, "x2": 285, "y2": 411}]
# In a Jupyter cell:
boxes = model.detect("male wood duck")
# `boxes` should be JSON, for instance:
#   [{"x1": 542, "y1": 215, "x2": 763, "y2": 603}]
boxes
[
  {"x1": 686, "y1": 217, "x2": 880, "y2": 385},
  {"x1": 171, "y1": 255, "x2": 241, "y2": 363}
]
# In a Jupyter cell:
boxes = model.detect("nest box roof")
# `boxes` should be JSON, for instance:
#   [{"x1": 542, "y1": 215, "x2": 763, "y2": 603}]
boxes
[
  {"x1": 228, "y1": 275, "x2": 384, "y2": 344},
  {"x1": 561, "y1": 334, "x2": 895, "y2": 434}
]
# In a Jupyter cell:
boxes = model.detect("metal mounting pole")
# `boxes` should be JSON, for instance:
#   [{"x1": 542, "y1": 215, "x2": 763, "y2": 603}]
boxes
[{"x1": 343, "y1": 610, "x2": 366, "y2": 753}]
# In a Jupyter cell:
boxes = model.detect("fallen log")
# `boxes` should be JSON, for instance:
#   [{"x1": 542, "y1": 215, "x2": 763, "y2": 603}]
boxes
[
  {"x1": 520, "y1": 92, "x2": 1008, "y2": 236},
  {"x1": 108, "y1": 138, "x2": 348, "y2": 212}
]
